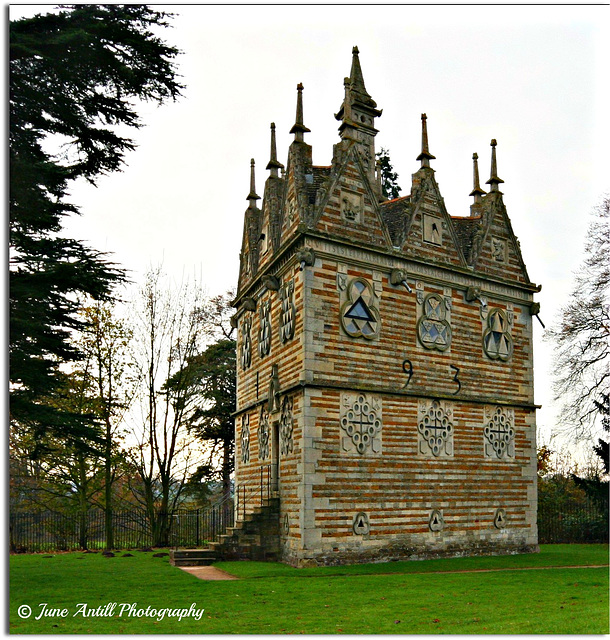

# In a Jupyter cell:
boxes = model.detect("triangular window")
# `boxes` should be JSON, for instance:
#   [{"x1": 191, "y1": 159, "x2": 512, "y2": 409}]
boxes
[{"x1": 344, "y1": 297, "x2": 375, "y2": 322}]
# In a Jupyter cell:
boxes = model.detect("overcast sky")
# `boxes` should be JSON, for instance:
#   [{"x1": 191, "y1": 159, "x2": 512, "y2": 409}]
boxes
[{"x1": 10, "y1": 4, "x2": 609, "y2": 450}]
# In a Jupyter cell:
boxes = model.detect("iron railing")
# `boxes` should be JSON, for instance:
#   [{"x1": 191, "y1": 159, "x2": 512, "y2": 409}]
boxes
[
  {"x1": 538, "y1": 497, "x2": 608, "y2": 544},
  {"x1": 9, "y1": 498, "x2": 234, "y2": 553},
  {"x1": 235, "y1": 464, "x2": 271, "y2": 521},
  {"x1": 10, "y1": 490, "x2": 608, "y2": 552}
]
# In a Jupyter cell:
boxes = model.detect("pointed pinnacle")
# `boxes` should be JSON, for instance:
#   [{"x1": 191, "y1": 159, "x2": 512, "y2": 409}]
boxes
[
  {"x1": 416, "y1": 113, "x2": 436, "y2": 167},
  {"x1": 247, "y1": 158, "x2": 260, "y2": 204},
  {"x1": 486, "y1": 139, "x2": 504, "y2": 192},
  {"x1": 469, "y1": 152, "x2": 486, "y2": 200},
  {"x1": 289, "y1": 83, "x2": 311, "y2": 141},
  {"x1": 348, "y1": 45, "x2": 377, "y2": 108},
  {"x1": 266, "y1": 122, "x2": 284, "y2": 176}
]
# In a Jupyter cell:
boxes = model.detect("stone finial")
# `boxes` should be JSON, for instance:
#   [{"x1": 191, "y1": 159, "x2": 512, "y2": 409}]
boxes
[
  {"x1": 469, "y1": 152, "x2": 486, "y2": 204},
  {"x1": 486, "y1": 139, "x2": 504, "y2": 192},
  {"x1": 266, "y1": 122, "x2": 284, "y2": 177},
  {"x1": 289, "y1": 83, "x2": 311, "y2": 142},
  {"x1": 416, "y1": 113, "x2": 436, "y2": 168},
  {"x1": 247, "y1": 158, "x2": 260, "y2": 206},
  {"x1": 348, "y1": 45, "x2": 372, "y2": 104},
  {"x1": 335, "y1": 46, "x2": 382, "y2": 134}
]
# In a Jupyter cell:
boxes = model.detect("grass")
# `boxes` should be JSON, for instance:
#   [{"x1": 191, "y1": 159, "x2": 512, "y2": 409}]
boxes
[{"x1": 9, "y1": 544, "x2": 609, "y2": 634}]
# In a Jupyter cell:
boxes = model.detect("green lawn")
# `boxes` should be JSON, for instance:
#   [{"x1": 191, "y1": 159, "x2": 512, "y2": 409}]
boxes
[{"x1": 9, "y1": 544, "x2": 609, "y2": 634}]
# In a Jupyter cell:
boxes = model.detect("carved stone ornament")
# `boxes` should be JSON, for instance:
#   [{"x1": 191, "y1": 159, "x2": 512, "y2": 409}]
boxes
[
  {"x1": 279, "y1": 279, "x2": 296, "y2": 343},
  {"x1": 341, "y1": 190, "x2": 363, "y2": 223},
  {"x1": 282, "y1": 513, "x2": 290, "y2": 536},
  {"x1": 258, "y1": 406, "x2": 270, "y2": 460},
  {"x1": 240, "y1": 414, "x2": 250, "y2": 464},
  {"x1": 494, "y1": 508, "x2": 507, "y2": 529},
  {"x1": 429, "y1": 509, "x2": 445, "y2": 532},
  {"x1": 483, "y1": 308, "x2": 513, "y2": 361},
  {"x1": 484, "y1": 406, "x2": 515, "y2": 459},
  {"x1": 340, "y1": 277, "x2": 381, "y2": 340},
  {"x1": 340, "y1": 393, "x2": 382, "y2": 455},
  {"x1": 418, "y1": 399, "x2": 454, "y2": 457},
  {"x1": 267, "y1": 364, "x2": 281, "y2": 414},
  {"x1": 337, "y1": 273, "x2": 348, "y2": 291},
  {"x1": 239, "y1": 315, "x2": 252, "y2": 370},
  {"x1": 280, "y1": 395, "x2": 294, "y2": 456},
  {"x1": 417, "y1": 293, "x2": 452, "y2": 351},
  {"x1": 491, "y1": 237, "x2": 507, "y2": 263},
  {"x1": 258, "y1": 299, "x2": 271, "y2": 358},
  {"x1": 287, "y1": 200, "x2": 296, "y2": 226},
  {"x1": 353, "y1": 512, "x2": 370, "y2": 535},
  {"x1": 295, "y1": 247, "x2": 315, "y2": 271}
]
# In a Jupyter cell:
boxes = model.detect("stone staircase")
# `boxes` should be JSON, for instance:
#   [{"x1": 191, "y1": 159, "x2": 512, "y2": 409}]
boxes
[{"x1": 170, "y1": 497, "x2": 280, "y2": 567}]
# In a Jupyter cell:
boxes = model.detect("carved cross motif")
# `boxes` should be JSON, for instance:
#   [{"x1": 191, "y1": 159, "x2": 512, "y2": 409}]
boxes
[
  {"x1": 240, "y1": 414, "x2": 250, "y2": 464},
  {"x1": 258, "y1": 406, "x2": 270, "y2": 460},
  {"x1": 280, "y1": 395, "x2": 294, "y2": 456},
  {"x1": 484, "y1": 406, "x2": 515, "y2": 459},
  {"x1": 340, "y1": 393, "x2": 382, "y2": 455},
  {"x1": 418, "y1": 399, "x2": 454, "y2": 457}
]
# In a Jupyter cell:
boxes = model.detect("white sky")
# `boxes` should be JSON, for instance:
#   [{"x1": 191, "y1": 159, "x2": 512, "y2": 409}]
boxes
[{"x1": 9, "y1": 4, "x2": 610, "y2": 451}]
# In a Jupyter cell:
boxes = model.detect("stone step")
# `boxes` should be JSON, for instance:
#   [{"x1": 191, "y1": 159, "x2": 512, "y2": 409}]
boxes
[
  {"x1": 171, "y1": 556, "x2": 218, "y2": 567},
  {"x1": 171, "y1": 548, "x2": 217, "y2": 559}
]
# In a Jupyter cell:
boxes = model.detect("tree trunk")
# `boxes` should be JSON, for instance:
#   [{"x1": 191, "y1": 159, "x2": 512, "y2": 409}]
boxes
[
  {"x1": 104, "y1": 420, "x2": 114, "y2": 550},
  {"x1": 76, "y1": 453, "x2": 89, "y2": 551}
]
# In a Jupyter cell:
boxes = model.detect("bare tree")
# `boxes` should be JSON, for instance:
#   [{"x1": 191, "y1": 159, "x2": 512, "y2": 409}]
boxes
[
  {"x1": 78, "y1": 302, "x2": 135, "y2": 549},
  {"x1": 549, "y1": 196, "x2": 610, "y2": 442},
  {"x1": 127, "y1": 268, "x2": 209, "y2": 546}
]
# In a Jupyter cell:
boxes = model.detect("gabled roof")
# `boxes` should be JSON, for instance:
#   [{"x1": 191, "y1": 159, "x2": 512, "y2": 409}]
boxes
[
  {"x1": 451, "y1": 215, "x2": 481, "y2": 264},
  {"x1": 380, "y1": 196, "x2": 411, "y2": 247}
]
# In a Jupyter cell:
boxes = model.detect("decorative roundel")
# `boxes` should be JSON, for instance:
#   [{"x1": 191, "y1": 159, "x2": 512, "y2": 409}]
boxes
[
  {"x1": 417, "y1": 293, "x2": 451, "y2": 351},
  {"x1": 494, "y1": 508, "x2": 507, "y2": 529},
  {"x1": 340, "y1": 278, "x2": 380, "y2": 340},
  {"x1": 429, "y1": 509, "x2": 445, "y2": 532},
  {"x1": 483, "y1": 308, "x2": 513, "y2": 361},
  {"x1": 352, "y1": 512, "x2": 370, "y2": 535},
  {"x1": 340, "y1": 394, "x2": 382, "y2": 455}
]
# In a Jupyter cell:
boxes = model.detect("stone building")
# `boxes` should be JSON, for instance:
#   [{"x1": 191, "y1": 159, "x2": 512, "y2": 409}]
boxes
[{"x1": 231, "y1": 47, "x2": 540, "y2": 567}]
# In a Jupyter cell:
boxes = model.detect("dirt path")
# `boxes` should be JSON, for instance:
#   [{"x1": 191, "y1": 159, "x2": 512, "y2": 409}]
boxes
[{"x1": 178, "y1": 566, "x2": 239, "y2": 580}]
